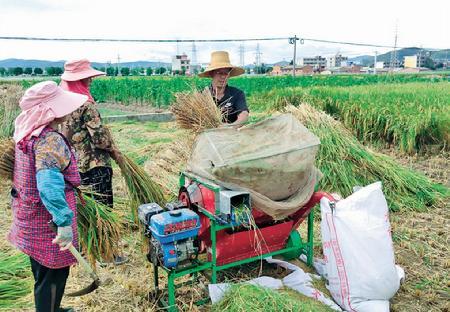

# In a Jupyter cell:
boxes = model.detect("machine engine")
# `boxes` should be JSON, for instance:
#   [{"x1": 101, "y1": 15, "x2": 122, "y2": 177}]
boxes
[{"x1": 138, "y1": 203, "x2": 200, "y2": 269}]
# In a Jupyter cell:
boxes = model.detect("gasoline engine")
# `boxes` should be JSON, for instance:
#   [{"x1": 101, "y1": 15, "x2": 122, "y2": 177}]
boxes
[{"x1": 138, "y1": 203, "x2": 200, "y2": 268}]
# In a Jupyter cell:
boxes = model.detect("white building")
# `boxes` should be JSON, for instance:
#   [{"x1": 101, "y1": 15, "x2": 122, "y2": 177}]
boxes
[
  {"x1": 327, "y1": 54, "x2": 348, "y2": 68},
  {"x1": 171, "y1": 54, "x2": 191, "y2": 74},
  {"x1": 299, "y1": 56, "x2": 327, "y2": 70}
]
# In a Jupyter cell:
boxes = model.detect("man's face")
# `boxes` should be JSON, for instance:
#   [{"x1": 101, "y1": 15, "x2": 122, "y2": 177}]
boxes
[{"x1": 211, "y1": 68, "x2": 231, "y2": 89}]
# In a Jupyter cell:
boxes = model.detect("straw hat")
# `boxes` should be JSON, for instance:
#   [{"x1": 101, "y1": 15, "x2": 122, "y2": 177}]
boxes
[
  {"x1": 198, "y1": 51, "x2": 244, "y2": 78},
  {"x1": 61, "y1": 59, "x2": 105, "y2": 81}
]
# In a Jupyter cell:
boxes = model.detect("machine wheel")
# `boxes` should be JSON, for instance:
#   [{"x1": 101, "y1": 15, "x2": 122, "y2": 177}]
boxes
[{"x1": 283, "y1": 230, "x2": 303, "y2": 260}]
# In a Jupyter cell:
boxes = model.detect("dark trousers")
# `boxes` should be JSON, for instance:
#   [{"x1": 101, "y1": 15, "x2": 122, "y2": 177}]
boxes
[
  {"x1": 30, "y1": 257, "x2": 70, "y2": 312},
  {"x1": 80, "y1": 166, "x2": 113, "y2": 208}
]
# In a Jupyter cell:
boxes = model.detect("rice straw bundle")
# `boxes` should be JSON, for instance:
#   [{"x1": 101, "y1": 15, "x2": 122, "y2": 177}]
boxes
[
  {"x1": 171, "y1": 89, "x2": 222, "y2": 132},
  {"x1": 285, "y1": 104, "x2": 448, "y2": 212},
  {"x1": 116, "y1": 154, "x2": 165, "y2": 222},
  {"x1": 0, "y1": 84, "x2": 22, "y2": 138},
  {"x1": 0, "y1": 139, "x2": 15, "y2": 180},
  {"x1": 77, "y1": 193, "x2": 122, "y2": 265}
]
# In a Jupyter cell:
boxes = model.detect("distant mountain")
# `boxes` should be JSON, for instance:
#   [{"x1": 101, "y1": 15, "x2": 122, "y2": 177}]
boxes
[
  {"x1": 349, "y1": 48, "x2": 449, "y2": 66},
  {"x1": 272, "y1": 61, "x2": 290, "y2": 66},
  {"x1": 0, "y1": 58, "x2": 170, "y2": 68}
]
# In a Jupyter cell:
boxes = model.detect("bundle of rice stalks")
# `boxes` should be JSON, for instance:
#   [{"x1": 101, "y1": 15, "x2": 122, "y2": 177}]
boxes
[
  {"x1": 77, "y1": 193, "x2": 122, "y2": 265},
  {"x1": 116, "y1": 154, "x2": 165, "y2": 222},
  {"x1": 211, "y1": 284, "x2": 333, "y2": 312},
  {"x1": 0, "y1": 139, "x2": 14, "y2": 181},
  {"x1": 0, "y1": 252, "x2": 32, "y2": 310},
  {"x1": 171, "y1": 89, "x2": 222, "y2": 132},
  {"x1": 285, "y1": 104, "x2": 448, "y2": 211},
  {"x1": 0, "y1": 84, "x2": 22, "y2": 138}
]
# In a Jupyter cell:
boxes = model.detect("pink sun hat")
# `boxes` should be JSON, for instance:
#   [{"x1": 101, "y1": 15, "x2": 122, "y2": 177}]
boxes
[
  {"x1": 61, "y1": 59, "x2": 105, "y2": 81},
  {"x1": 13, "y1": 81, "x2": 88, "y2": 143}
]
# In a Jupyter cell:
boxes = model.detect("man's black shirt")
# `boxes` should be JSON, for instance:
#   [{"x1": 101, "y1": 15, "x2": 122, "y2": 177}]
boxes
[{"x1": 210, "y1": 85, "x2": 249, "y2": 123}]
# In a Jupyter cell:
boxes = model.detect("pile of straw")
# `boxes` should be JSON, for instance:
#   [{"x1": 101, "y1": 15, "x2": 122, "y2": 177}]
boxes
[
  {"x1": 77, "y1": 194, "x2": 122, "y2": 265},
  {"x1": 285, "y1": 104, "x2": 448, "y2": 211},
  {"x1": 211, "y1": 284, "x2": 332, "y2": 312},
  {"x1": 116, "y1": 154, "x2": 165, "y2": 222},
  {"x1": 0, "y1": 139, "x2": 14, "y2": 181},
  {"x1": 171, "y1": 89, "x2": 222, "y2": 132},
  {"x1": 0, "y1": 84, "x2": 22, "y2": 138}
]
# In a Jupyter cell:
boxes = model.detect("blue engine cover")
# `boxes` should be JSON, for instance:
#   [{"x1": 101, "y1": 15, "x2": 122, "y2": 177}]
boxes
[{"x1": 150, "y1": 209, "x2": 200, "y2": 244}]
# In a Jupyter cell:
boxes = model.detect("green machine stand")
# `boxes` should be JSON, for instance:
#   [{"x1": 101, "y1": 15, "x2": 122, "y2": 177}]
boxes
[{"x1": 150, "y1": 173, "x2": 315, "y2": 311}]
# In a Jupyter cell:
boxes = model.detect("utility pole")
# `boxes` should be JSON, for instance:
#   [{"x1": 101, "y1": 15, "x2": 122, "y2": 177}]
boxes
[
  {"x1": 418, "y1": 46, "x2": 422, "y2": 68},
  {"x1": 289, "y1": 36, "x2": 299, "y2": 77},
  {"x1": 117, "y1": 54, "x2": 121, "y2": 76},
  {"x1": 374, "y1": 51, "x2": 377, "y2": 74}
]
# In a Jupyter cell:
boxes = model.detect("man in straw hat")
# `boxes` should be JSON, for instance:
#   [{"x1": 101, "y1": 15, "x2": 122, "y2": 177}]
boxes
[
  {"x1": 199, "y1": 51, "x2": 249, "y2": 125},
  {"x1": 9, "y1": 81, "x2": 88, "y2": 312},
  {"x1": 60, "y1": 59, "x2": 127, "y2": 265}
]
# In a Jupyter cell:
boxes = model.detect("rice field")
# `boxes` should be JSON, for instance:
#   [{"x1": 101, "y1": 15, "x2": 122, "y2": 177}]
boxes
[
  {"x1": 252, "y1": 82, "x2": 449, "y2": 154},
  {"x1": 0, "y1": 75, "x2": 449, "y2": 311}
]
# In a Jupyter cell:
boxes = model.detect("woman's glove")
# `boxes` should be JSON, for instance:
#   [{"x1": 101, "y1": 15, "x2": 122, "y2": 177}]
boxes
[{"x1": 52, "y1": 226, "x2": 73, "y2": 251}]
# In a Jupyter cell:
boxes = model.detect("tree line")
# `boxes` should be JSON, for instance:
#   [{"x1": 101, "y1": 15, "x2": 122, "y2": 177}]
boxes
[{"x1": 0, "y1": 66, "x2": 175, "y2": 77}]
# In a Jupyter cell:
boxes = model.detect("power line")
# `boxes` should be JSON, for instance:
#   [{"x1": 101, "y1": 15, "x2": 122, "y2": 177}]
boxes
[{"x1": 0, "y1": 35, "x2": 426, "y2": 49}]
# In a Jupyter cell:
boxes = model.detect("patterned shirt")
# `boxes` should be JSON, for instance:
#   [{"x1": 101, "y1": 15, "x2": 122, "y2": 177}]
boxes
[
  {"x1": 34, "y1": 131, "x2": 73, "y2": 226},
  {"x1": 60, "y1": 101, "x2": 112, "y2": 173},
  {"x1": 34, "y1": 131, "x2": 71, "y2": 172}
]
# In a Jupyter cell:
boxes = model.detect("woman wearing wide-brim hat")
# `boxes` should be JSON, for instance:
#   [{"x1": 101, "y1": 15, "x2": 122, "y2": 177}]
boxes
[
  {"x1": 60, "y1": 59, "x2": 127, "y2": 265},
  {"x1": 199, "y1": 51, "x2": 249, "y2": 125},
  {"x1": 9, "y1": 81, "x2": 87, "y2": 312}
]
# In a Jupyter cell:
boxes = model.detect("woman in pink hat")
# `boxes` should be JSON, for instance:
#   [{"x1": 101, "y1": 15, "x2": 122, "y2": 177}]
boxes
[
  {"x1": 9, "y1": 81, "x2": 88, "y2": 312},
  {"x1": 60, "y1": 59, "x2": 127, "y2": 265}
]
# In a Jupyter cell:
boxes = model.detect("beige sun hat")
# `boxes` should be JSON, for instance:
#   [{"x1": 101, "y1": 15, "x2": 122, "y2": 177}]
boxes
[{"x1": 198, "y1": 51, "x2": 245, "y2": 78}]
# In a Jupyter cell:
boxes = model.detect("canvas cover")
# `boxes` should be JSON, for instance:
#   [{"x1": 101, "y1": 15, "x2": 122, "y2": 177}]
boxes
[{"x1": 186, "y1": 113, "x2": 321, "y2": 219}]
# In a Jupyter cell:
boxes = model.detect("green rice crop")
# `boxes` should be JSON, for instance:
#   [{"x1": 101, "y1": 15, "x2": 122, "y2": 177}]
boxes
[
  {"x1": 255, "y1": 82, "x2": 449, "y2": 153},
  {"x1": 0, "y1": 252, "x2": 32, "y2": 310},
  {"x1": 87, "y1": 73, "x2": 443, "y2": 106}
]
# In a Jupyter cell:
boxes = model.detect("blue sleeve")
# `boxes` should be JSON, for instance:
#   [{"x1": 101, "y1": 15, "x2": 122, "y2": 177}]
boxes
[{"x1": 36, "y1": 168, "x2": 73, "y2": 227}]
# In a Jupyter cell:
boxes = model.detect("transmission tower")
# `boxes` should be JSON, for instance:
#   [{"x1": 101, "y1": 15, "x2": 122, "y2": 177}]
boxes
[
  {"x1": 238, "y1": 44, "x2": 245, "y2": 67},
  {"x1": 191, "y1": 42, "x2": 198, "y2": 66},
  {"x1": 254, "y1": 43, "x2": 262, "y2": 66},
  {"x1": 389, "y1": 23, "x2": 398, "y2": 71}
]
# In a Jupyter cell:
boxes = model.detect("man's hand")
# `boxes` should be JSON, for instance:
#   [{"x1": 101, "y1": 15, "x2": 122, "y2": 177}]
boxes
[{"x1": 52, "y1": 226, "x2": 73, "y2": 251}]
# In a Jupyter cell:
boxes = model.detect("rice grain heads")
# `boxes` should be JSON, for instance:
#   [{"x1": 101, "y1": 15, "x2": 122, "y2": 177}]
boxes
[
  {"x1": 0, "y1": 84, "x2": 22, "y2": 138},
  {"x1": 116, "y1": 154, "x2": 165, "y2": 222},
  {"x1": 171, "y1": 89, "x2": 222, "y2": 132},
  {"x1": 0, "y1": 139, "x2": 14, "y2": 181},
  {"x1": 285, "y1": 104, "x2": 448, "y2": 212}
]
